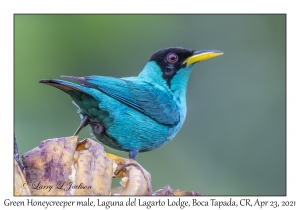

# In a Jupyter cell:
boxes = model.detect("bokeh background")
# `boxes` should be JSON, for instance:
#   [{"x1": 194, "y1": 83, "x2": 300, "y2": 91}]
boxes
[{"x1": 14, "y1": 14, "x2": 285, "y2": 195}]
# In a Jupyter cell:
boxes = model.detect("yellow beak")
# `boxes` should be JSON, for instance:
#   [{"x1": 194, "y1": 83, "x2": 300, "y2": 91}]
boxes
[{"x1": 183, "y1": 50, "x2": 223, "y2": 66}]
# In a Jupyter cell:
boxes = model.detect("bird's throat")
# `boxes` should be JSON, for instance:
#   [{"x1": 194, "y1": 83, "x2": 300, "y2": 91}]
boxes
[{"x1": 170, "y1": 65, "x2": 193, "y2": 93}]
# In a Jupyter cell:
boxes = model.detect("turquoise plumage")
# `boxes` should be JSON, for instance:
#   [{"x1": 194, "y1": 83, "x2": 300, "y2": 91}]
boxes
[{"x1": 40, "y1": 47, "x2": 222, "y2": 160}]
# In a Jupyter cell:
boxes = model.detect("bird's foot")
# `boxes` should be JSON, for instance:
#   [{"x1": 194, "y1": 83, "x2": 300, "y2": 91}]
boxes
[
  {"x1": 129, "y1": 149, "x2": 139, "y2": 160},
  {"x1": 73, "y1": 115, "x2": 89, "y2": 136}
]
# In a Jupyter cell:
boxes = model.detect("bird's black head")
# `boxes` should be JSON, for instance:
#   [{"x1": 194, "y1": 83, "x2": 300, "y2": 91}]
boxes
[
  {"x1": 149, "y1": 47, "x2": 194, "y2": 86},
  {"x1": 139, "y1": 47, "x2": 223, "y2": 89}
]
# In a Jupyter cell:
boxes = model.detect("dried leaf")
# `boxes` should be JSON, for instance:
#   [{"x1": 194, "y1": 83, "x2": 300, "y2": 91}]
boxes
[
  {"x1": 152, "y1": 185, "x2": 172, "y2": 196},
  {"x1": 106, "y1": 153, "x2": 152, "y2": 195},
  {"x1": 22, "y1": 136, "x2": 78, "y2": 195},
  {"x1": 153, "y1": 185, "x2": 202, "y2": 196},
  {"x1": 14, "y1": 159, "x2": 31, "y2": 195},
  {"x1": 22, "y1": 136, "x2": 113, "y2": 195},
  {"x1": 18, "y1": 135, "x2": 201, "y2": 196},
  {"x1": 74, "y1": 138, "x2": 113, "y2": 195}
]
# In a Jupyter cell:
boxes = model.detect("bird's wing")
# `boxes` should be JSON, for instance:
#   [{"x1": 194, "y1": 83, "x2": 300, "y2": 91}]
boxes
[{"x1": 61, "y1": 75, "x2": 180, "y2": 125}]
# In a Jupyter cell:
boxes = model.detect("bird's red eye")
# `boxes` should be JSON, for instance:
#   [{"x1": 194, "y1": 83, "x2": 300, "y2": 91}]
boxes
[{"x1": 167, "y1": 53, "x2": 178, "y2": 63}]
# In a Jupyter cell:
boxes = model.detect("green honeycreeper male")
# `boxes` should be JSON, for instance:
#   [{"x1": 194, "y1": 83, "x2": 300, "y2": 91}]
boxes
[{"x1": 40, "y1": 47, "x2": 223, "y2": 160}]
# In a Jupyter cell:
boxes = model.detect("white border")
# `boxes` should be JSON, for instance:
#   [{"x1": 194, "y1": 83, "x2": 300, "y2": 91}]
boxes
[{"x1": 1, "y1": 1, "x2": 299, "y2": 209}]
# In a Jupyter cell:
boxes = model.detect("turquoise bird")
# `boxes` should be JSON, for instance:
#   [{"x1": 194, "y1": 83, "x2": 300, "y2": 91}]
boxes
[{"x1": 40, "y1": 47, "x2": 223, "y2": 160}]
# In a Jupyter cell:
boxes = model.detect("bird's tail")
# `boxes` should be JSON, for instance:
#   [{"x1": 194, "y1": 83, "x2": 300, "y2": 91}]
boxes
[{"x1": 39, "y1": 78, "x2": 93, "y2": 98}]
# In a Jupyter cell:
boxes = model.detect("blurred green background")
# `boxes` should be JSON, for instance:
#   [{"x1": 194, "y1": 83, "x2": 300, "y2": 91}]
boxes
[{"x1": 14, "y1": 15, "x2": 285, "y2": 195}]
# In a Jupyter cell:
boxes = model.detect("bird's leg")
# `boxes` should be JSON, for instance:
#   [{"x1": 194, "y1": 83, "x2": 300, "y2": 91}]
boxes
[
  {"x1": 129, "y1": 149, "x2": 139, "y2": 160},
  {"x1": 73, "y1": 115, "x2": 89, "y2": 136}
]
